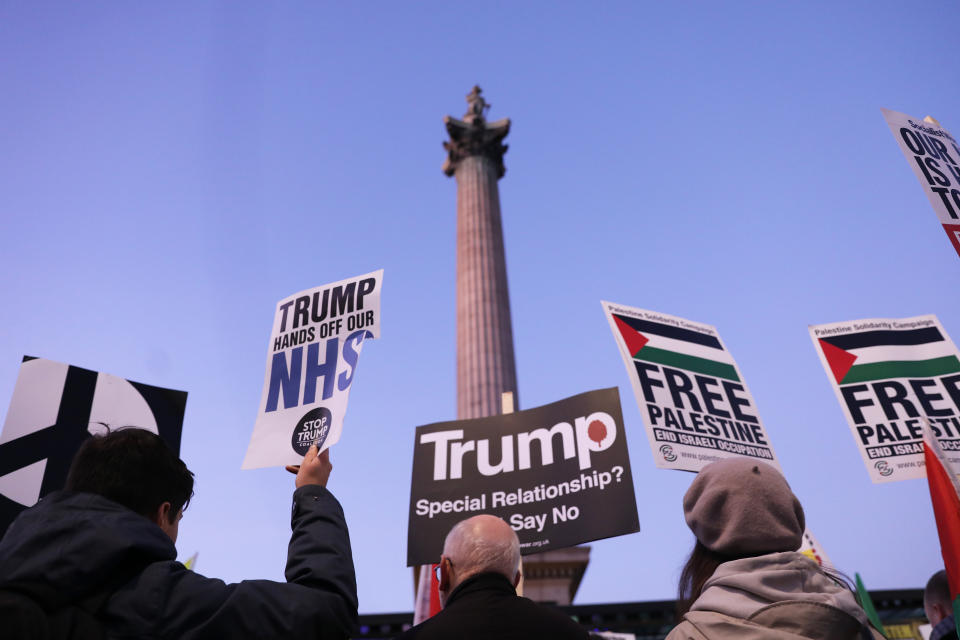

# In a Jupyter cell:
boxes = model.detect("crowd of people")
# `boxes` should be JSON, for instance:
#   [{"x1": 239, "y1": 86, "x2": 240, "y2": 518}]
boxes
[{"x1": 0, "y1": 428, "x2": 953, "y2": 639}]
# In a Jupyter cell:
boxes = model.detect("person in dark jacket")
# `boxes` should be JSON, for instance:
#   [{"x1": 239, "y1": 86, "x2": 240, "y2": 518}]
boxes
[
  {"x1": 395, "y1": 514, "x2": 586, "y2": 640},
  {"x1": 925, "y1": 569, "x2": 959, "y2": 640},
  {"x1": 0, "y1": 428, "x2": 358, "y2": 639}
]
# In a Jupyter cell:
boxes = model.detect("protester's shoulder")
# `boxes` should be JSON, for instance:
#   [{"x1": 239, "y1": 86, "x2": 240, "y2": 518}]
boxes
[
  {"x1": 670, "y1": 608, "x2": 877, "y2": 640},
  {"x1": 391, "y1": 611, "x2": 447, "y2": 640},
  {"x1": 394, "y1": 599, "x2": 584, "y2": 640},
  {"x1": 106, "y1": 559, "x2": 236, "y2": 635},
  {"x1": 667, "y1": 611, "x2": 778, "y2": 640},
  {"x1": 109, "y1": 559, "x2": 229, "y2": 613},
  {"x1": 129, "y1": 559, "x2": 232, "y2": 600},
  {"x1": 513, "y1": 597, "x2": 588, "y2": 637},
  {"x1": 665, "y1": 618, "x2": 705, "y2": 640}
]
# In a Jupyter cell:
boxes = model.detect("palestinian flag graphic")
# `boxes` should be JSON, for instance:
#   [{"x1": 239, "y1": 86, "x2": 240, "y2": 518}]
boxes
[
  {"x1": 810, "y1": 315, "x2": 960, "y2": 484},
  {"x1": 610, "y1": 313, "x2": 739, "y2": 381},
  {"x1": 604, "y1": 302, "x2": 779, "y2": 473},
  {"x1": 817, "y1": 325, "x2": 960, "y2": 386}
]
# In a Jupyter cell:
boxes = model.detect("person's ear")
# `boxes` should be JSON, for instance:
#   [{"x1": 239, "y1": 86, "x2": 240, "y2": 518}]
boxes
[
  {"x1": 513, "y1": 571, "x2": 522, "y2": 588},
  {"x1": 153, "y1": 501, "x2": 172, "y2": 527},
  {"x1": 935, "y1": 602, "x2": 950, "y2": 622},
  {"x1": 439, "y1": 557, "x2": 452, "y2": 592}
]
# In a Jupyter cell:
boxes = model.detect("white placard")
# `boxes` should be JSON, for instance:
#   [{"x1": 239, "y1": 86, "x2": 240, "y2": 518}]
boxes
[
  {"x1": 809, "y1": 314, "x2": 960, "y2": 483},
  {"x1": 602, "y1": 301, "x2": 779, "y2": 472},
  {"x1": 881, "y1": 108, "x2": 960, "y2": 258},
  {"x1": 242, "y1": 270, "x2": 382, "y2": 469}
]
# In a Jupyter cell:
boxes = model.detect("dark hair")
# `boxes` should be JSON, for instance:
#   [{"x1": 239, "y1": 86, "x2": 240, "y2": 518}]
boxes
[
  {"x1": 676, "y1": 541, "x2": 733, "y2": 617},
  {"x1": 65, "y1": 428, "x2": 194, "y2": 523},
  {"x1": 925, "y1": 569, "x2": 952, "y2": 610}
]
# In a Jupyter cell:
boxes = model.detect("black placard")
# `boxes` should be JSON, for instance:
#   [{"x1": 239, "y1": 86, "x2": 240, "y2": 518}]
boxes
[
  {"x1": 0, "y1": 357, "x2": 187, "y2": 537},
  {"x1": 407, "y1": 387, "x2": 639, "y2": 566}
]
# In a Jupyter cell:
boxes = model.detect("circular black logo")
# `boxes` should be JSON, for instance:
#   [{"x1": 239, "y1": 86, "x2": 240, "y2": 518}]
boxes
[{"x1": 291, "y1": 407, "x2": 333, "y2": 455}]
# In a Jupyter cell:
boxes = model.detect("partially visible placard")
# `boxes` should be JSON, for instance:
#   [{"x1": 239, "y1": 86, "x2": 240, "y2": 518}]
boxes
[
  {"x1": 882, "y1": 108, "x2": 960, "y2": 259},
  {"x1": 243, "y1": 270, "x2": 383, "y2": 469},
  {"x1": 0, "y1": 357, "x2": 186, "y2": 536},
  {"x1": 809, "y1": 314, "x2": 960, "y2": 483}
]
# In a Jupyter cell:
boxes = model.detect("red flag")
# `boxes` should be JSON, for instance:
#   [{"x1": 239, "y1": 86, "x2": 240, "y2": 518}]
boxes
[
  {"x1": 413, "y1": 564, "x2": 442, "y2": 624},
  {"x1": 922, "y1": 419, "x2": 960, "y2": 613}
]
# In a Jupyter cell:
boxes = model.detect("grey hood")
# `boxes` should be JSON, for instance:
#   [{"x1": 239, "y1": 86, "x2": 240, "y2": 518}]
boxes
[{"x1": 691, "y1": 551, "x2": 869, "y2": 626}]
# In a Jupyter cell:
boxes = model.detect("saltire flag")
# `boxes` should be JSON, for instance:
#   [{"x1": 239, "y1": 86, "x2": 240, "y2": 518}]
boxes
[
  {"x1": 798, "y1": 529, "x2": 833, "y2": 569},
  {"x1": 854, "y1": 572, "x2": 886, "y2": 635},
  {"x1": 922, "y1": 417, "x2": 960, "y2": 636},
  {"x1": 603, "y1": 302, "x2": 779, "y2": 473},
  {"x1": 810, "y1": 315, "x2": 960, "y2": 483}
]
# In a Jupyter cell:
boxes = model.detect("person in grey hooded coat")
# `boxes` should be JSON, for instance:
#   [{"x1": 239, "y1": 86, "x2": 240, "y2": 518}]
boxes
[{"x1": 666, "y1": 458, "x2": 885, "y2": 640}]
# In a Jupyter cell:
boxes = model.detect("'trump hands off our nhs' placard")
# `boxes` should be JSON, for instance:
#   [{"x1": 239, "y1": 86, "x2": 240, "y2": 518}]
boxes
[
  {"x1": 602, "y1": 301, "x2": 780, "y2": 473},
  {"x1": 243, "y1": 270, "x2": 383, "y2": 469}
]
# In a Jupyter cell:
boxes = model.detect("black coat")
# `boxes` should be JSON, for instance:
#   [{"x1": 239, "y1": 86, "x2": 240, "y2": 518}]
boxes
[
  {"x1": 395, "y1": 573, "x2": 588, "y2": 640},
  {"x1": 0, "y1": 486, "x2": 358, "y2": 639}
]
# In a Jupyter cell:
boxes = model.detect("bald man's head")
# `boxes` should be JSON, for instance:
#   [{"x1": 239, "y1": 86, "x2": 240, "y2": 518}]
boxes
[{"x1": 442, "y1": 515, "x2": 521, "y2": 589}]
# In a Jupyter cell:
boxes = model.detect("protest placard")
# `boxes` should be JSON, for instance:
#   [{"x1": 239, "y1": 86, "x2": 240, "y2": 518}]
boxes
[
  {"x1": 798, "y1": 529, "x2": 833, "y2": 568},
  {"x1": 0, "y1": 356, "x2": 187, "y2": 536},
  {"x1": 406, "y1": 388, "x2": 638, "y2": 567},
  {"x1": 881, "y1": 108, "x2": 960, "y2": 259},
  {"x1": 243, "y1": 270, "x2": 383, "y2": 469},
  {"x1": 602, "y1": 301, "x2": 780, "y2": 472},
  {"x1": 809, "y1": 314, "x2": 960, "y2": 483}
]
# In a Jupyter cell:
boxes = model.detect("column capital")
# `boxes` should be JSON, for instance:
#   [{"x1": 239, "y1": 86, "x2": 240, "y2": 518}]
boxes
[{"x1": 442, "y1": 86, "x2": 510, "y2": 178}]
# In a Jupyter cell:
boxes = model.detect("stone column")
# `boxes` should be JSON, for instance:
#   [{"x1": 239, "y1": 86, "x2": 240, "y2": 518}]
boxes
[
  {"x1": 437, "y1": 87, "x2": 589, "y2": 608},
  {"x1": 443, "y1": 86, "x2": 518, "y2": 420}
]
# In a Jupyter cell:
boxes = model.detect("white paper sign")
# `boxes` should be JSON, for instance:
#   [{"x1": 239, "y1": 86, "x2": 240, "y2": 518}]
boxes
[
  {"x1": 602, "y1": 302, "x2": 780, "y2": 473},
  {"x1": 881, "y1": 108, "x2": 960, "y2": 259},
  {"x1": 809, "y1": 314, "x2": 960, "y2": 483},
  {"x1": 242, "y1": 270, "x2": 383, "y2": 469}
]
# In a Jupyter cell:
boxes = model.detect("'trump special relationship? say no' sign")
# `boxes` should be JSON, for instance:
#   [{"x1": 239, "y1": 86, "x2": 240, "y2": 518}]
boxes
[{"x1": 406, "y1": 388, "x2": 639, "y2": 567}]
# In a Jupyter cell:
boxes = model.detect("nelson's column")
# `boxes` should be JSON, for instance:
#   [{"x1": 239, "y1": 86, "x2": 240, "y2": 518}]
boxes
[{"x1": 442, "y1": 86, "x2": 590, "y2": 605}]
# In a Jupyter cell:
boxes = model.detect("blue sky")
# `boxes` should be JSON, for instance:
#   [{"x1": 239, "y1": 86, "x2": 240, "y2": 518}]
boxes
[{"x1": 1, "y1": 1, "x2": 959, "y2": 613}]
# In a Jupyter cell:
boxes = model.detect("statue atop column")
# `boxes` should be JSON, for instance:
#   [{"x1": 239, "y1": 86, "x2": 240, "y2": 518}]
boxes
[
  {"x1": 442, "y1": 85, "x2": 510, "y2": 178},
  {"x1": 463, "y1": 85, "x2": 489, "y2": 124}
]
